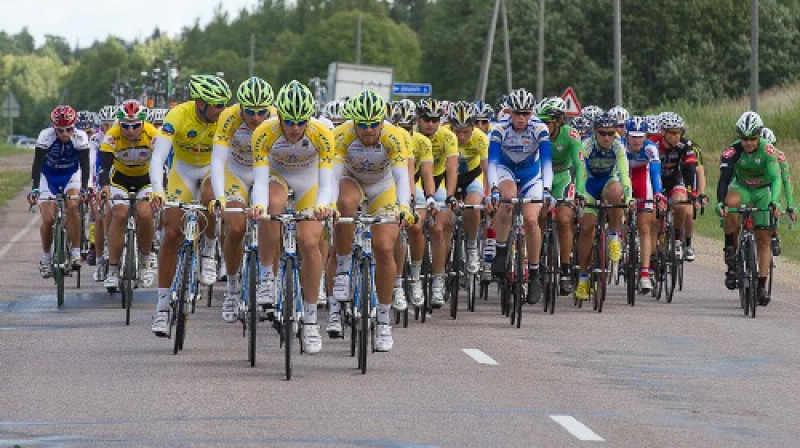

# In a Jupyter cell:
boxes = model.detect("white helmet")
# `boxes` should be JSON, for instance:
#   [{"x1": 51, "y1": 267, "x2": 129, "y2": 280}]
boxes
[{"x1": 607, "y1": 105, "x2": 629, "y2": 125}]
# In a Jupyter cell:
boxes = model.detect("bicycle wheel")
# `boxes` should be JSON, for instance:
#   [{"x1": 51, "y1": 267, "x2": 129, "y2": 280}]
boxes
[
  {"x1": 420, "y1": 240, "x2": 432, "y2": 324},
  {"x1": 594, "y1": 228, "x2": 607, "y2": 313},
  {"x1": 736, "y1": 243, "x2": 747, "y2": 313},
  {"x1": 747, "y1": 239, "x2": 758, "y2": 318},
  {"x1": 247, "y1": 252, "x2": 258, "y2": 366},
  {"x1": 625, "y1": 224, "x2": 638, "y2": 306},
  {"x1": 400, "y1": 257, "x2": 411, "y2": 328},
  {"x1": 665, "y1": 225, "x2": 677, "y2": 303},
  {"x1": 358, "y1": 258, "x2": 370, "y2": 374},
  {"x1": 174, "y1": 246, "x2": 192, "y2": 354},
  {"x1": 122, "y1": 228, "x2": 136, "y2": 325},
  {"x1": 282, "y1": 257, "x2": 294, "y2": 380},
  {"x1": 513, "y1": 232, "x2": 525, "y2": 328},
  {"x1": 449, "y1": 227, "x2": 462, "y2": 320},
  {"x1": 54, "y1": 218, "x2": 66, "y2": 309},
  {"x1": 543, "y1": 224, "x2": 558, "y2": 315}
]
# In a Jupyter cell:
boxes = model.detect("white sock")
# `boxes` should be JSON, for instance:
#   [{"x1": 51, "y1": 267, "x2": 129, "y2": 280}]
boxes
[
  {"x1": 336, "y1": 254, "x2": 352, "y2": 274},
  {"x1": 394, "y1": 276, "x2": 403, "y2": 288},
  {"x1": 329, "y1": 298, "x2": 340, "y2": 314},
  {"x1": 42, "y1": 252, "x2": 52, "y2": 261},
  {"x1": 304, "y1": 303, "x2": 317, "y2": 324},
  {"x1": 260, "y1": 264, "x2": 273, "y2": 281},
  {"x1": 71, "y1": 248, "x2": 81, "y2": 259},
  {"x1": 377, "y1": 304, "x2": 391, "y2": 324},
  {"x1": 227, "y1": 274, "x2": 241, "y2": 294},
  {"x1": 467, "y1": 239, "x2": 478, "y2": 250},
  {"x1": 157, "y1": 288, "x2": 171, "y2": 311},
  {"x1": 202, "y1": 238, "x2": 217, "y2": 257},
  {"x1": 410, "y1": 262, "x2": 421, "y2": 279}
]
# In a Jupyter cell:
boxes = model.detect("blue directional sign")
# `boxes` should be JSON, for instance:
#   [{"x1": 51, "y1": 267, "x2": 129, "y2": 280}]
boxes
[{"x1": 392, "y1": 82, "x2": 432, "y2": 96}]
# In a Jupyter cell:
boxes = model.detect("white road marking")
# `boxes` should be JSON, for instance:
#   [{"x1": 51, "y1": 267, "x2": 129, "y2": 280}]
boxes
[
  {"x1": 462, "y1": 348, "x2": 498, "y2": 365},
  {"x1": 0, "y1": 215, "x2": 38, "y2": 260},
  {"x1": 550, "y1": 415, "x2": 604, "y2": 441}
]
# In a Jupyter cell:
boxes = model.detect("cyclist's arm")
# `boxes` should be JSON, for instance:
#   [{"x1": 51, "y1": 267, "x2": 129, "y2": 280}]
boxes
[
  {"x1": 31, "y1": 147, "x2": 46, "y2": 190},
  {"x1": 487, "y1": 131, "x2": 501, "y2": 190},
  {"x1": 646, "y1": 142, "x2": 663, "y2": 195},
  {"x1": 210, "y1": 143, "x2": 229, "y2": 200},
  {"x1": 149, "y1": 135, "x2": 172, "y2": 194},
  {"x1": 251, "y1": 165, "x2": 270, "y2": 211},
  {"x1": 79, "y1": 148, "x2": 90, "y2": 190},
  {"x1": 614, "y1": 143, "x2": 632, "y2": 201},
  {"x1": 536, "y1": 122, "x2": 553, "y2": 191},
  {"x1": 778, "y1": 151, "x2": 794, "y2": 209},
  {"x1": 679, "y1": 146, "x2": 697, "y2": 195},
  {"x1": 392, "y1": 163, "x2": 412, "y2": 208},
  {"x1": 717, "y1": 145, "x2": 738, "y2": 204},
  {"x1": 420, "y1": 161, "x2": 435, "y2": 198},
  {"x1": 98, "y1": 151, "x2": 114, "y2": 188},
  {"x1": 568, "y1": 134, "x2": 586, "y2": 197},
  {"x1": 767, "y1": 157, "x2": 782, "y2": 204}
]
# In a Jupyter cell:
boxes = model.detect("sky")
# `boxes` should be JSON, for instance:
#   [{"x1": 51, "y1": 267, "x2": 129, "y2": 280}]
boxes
[{"x1": 1, "y1": 0, "x2": 261, "y2": 48}]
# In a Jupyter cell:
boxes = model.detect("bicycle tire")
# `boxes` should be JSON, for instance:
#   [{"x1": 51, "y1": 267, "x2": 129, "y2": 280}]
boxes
[
  {"x1": 174, "y1": 246, "x2": 191, "y2": 354},
  {"x1": 595, "y1": 227, "x2": 607, "y2": 313},
  {"x1": 420, "y1": 240, "x2": 432, "y2": 324},
  {"x1": 358, "y1": 258, "x2": 370, "y2": 374},
  {"x1": 123, "y1": 228, "x2": 136, "y2": 325},
  {"x1": 54, "y1": 216, "x2": 66, "y2": 308},
  {"x1": 626, "y1": 220, "x2": 638, "y2": 306},
  {"x1": 247, "y1": 252, "x2": 258, "y2": 366},
  {"x1": 747, "y1": 238, "x2": 758, "y2": 318},
  {"x1": 665, "y1": 224, "x2": 677, "y2": 303},
  {"x1": 283, "y1": 257, "x2": 294, "y2": 380},
  {"x1": 513, "y1": 232, "x2": 524, "y2": 328},
  {"x1": 449, "y1": 226, "x2": 462, "y2": 320},
  {"x1": 543, "y1": 223, "x2": 558, "y2": 315},
  {"x1": 736, "y1": 242, "x2": 747, "y2": 313},
  {"x1": 400, "y1": 256, "x2": 411, "y2": 328}
]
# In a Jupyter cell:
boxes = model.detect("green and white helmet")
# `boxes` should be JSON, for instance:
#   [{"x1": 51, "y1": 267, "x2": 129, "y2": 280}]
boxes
[
  {"x1": 189, "y1": 74, "x2": 231, "y2": 104},
  {"x1": 536, "y1": 96, "x2": 567, "y2": 120},
  {"x1": 735, "y1": 111, "x2": 763, "y2": 138},
  {"x1": 275, "y1": 80, "x2": 315, "y2": 122},
  {"x1": 760, "y1": 127, "x2": 776, "y2": 145},
  {"x1": 237, "y1": 77, "x2": 274, "y2": 108},
  {"x1": 349, "y1": 90, "x2": 386, "y2": 122}
]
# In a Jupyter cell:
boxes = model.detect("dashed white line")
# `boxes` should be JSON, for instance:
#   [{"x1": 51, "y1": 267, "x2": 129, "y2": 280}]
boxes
[
  {"x1": 550, "y1": 415, "x2": 604, "y2": 441},
  {"x1": 0, "y1": 215, "x2": 38, "y2": 261},
  {"x1": 462, "y1": 348, "x2": 498, "y2": 365}
]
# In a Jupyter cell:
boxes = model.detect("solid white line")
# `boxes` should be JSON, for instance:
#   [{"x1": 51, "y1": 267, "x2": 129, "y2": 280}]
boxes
[
  {"x1": 462, "y1": 348, "x2": 498, "y2": 365},
  {"x1": 550, "y1": 415, "x2": 604, "y2": 442},
  {"x1": 0, "y1": 215, "x2": 38, "y2": 261}
]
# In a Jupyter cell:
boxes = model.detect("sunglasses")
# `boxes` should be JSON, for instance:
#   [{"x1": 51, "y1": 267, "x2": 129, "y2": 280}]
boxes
[
  {"x1": 596, "y1": 130, "x2": 616, "y2": 137},
  {"x1": 740, "y1": 136, "x2": 759, "y2": 142},
  {"x1": 616, "y1": 124, "x2": 626, "y2": 129},
  {"x1": 476, "y1": 119, "x2": 490, "y2": 125},
  {"x1": 356, "y1": 121, "x2": 381, "y2": 129},
  {"x1": 420, "y1": 116, "x2": 439, "y2": 123},
  {"x1": 283, "y1": 118, "x2": 307, "y2": 127},
  {"x1": 120, "y1": 122, "x2": 142, "y2": 130},
  {"x1": 243, "y1": 108, "x2": 269, "y2": 117},
  {"x1": 664, "y1": 129, "x2": 683, "y2": 135},
  {"x1": 55, "y1": 127, "x2": 74, "y2": 133},
  {"x1": 206, "y1": 102, "x2": 226, "y2": 108},
  {"x1": 511, "y1": 110, "x2": 532, "y2": 116}
]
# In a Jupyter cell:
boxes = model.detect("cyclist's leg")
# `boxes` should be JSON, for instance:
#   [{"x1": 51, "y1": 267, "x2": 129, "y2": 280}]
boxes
[
  {"x1": 637, "y1": 209, "x2": 654, "y2": 288},
  {"x1": 670, "y1": 185, "x2": 690, "y2": 243},
  {"x1": 464, "y1": 179, "x2": 483, "y2": 273},
  {"x1": 752, "y1": 186, "x2": 775, "y2": 304},
  {"x1": 491, "y1": 169, "x2": 517, "y2": 275},
  {"x1": 135, "y1": 188, "x2": 155, "y2": 256},
  {"x1": 332, "y1": 177, "x2": 362, "y2": 304},
  {"x1": 430, "y1": 183, "x2": 450, "y2": 276},
  {"x1": 64, "y1": 173, "x2": 82, "y2": 260}
]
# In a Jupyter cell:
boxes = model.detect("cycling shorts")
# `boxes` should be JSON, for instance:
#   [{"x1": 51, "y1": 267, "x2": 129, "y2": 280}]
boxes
[
  {"x1": 269, "y1": 163, "x2": 318, "y2": 213},
  {"x1": 39, "y1": 171, "x2": 81, "y2": 202},
  {"x1": 728, "y1": 180, "x2": 774, "y2": 229},
  {"x1": 583, "y1": 174, "x2": 616, "y2": 216},
  {"x1": 551, "y1": 170, "x2": 575, "y2": 202},
  {"x1": 221, "y1": 163, "x2": 254, "y2": 205},
  {"x1": 109, "y1": 168, "x2": 152, "y2": 206},
  {"x1": 165, "y1": 159, "x2": 210, "y2": 203},
  {"x1": 630, "y1": 168, "x2": 654, "y2": 212},
  {"x1": 495, "y1": 164, "x2": 543, "y2": 200},
  {"x1": 339, "y1": 175, "x2": 397, "y2": 215}
]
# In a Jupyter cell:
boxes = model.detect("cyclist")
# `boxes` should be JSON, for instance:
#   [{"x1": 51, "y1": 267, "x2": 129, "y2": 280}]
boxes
[
  {"x1": 98, "y1": 99, "x2": 159, "y2": 290},
  {"x1": 249, "y1": 80, "x2": 334, "y2": 354},
  {"x1": 487, "y1": 87, "x2": 552, "y2": 305},
  {"x1": 474, "y1": 100, "x2": 495, "y2": 134},
  {"x1": 321, "y1": 99, "x2": 347, "y2": 129},
  {"x1": 414, "y1": 98, "x2": 459, "y2": 308},
  {"x1": 209, "y1": 77, "x2": 275, "y2": 323},
  {"x1": 760, "y1": 127, "x2": 796, "y2": 223},
  {"x1": 28, "y1": 105, "x2": 91, "y2": 277},
  {"x1": 149, "y1": 74, "x2": 232, "y2": 337},
  {"x1": 624, "y1": 116, "x2": 664, "y2": 293},
  {"x1": 536, "y1": 96, "x2": 585, "y2": 295},
  {"x1": 446, "y1": 101, "x2": 489, "y2": 275},
  {"x1": 571, "y1": 115, "x2": 592, "y2": 141},
  {"x1": 608, "y1": 105, "x2": 629, "y2": 138},
  {"x1": 147, "y1": 108, "x2": 169, "y2": 130},
  {"x1": 573, "y1": 112, "x2": 632, "y2": 301},
  {"x1": 91, "y1": 105, "x2": 117, "y2": 281},
  {"x1": 389, "y1": 99, "x2": 435, "y2": 308},
  {"x1": 76, "y1": 110, "x2": 98, "y2": 266},
  {"x1": 717, "y1": 111, "x2": 782, "y2": 306},
  {"x1": 649, "y1": 112, "x2": 697, "y2": 261},
  {"x1": 328, "y1": 89, "x2": 414, "y2": 352}
]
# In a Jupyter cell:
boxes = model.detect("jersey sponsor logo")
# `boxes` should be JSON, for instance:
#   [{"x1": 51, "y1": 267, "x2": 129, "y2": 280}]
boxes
[
  {"x1": 765, "y1": 144, "x2": 777, "y2": 156},
  {"x1": 744, "y1": 178, "x2": 763, "y2": 186},
  {"x1": 722, "y1": 147, "x2": 736, "y2": 159},
  {"x1": 569, "y1": 128, "x2": 580, "y2": 140},
  {"x1": 161, "y1": 123, "x2": 175, "y2": 136},
  {"x1": 778, "y1": 152, "x2": 787, "y2": 163},
  {"x1": 187, "y1": 130, "x2": 198, "y2": 138}
]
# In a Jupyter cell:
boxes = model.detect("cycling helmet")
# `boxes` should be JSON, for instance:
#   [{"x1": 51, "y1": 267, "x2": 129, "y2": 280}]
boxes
[
  {"x1": 593, "y1": 111, "x2": 616, "y2": 129},
  {"x1": 188, "y1": 74, "x2": 232, "y2": 104},
  {"x1": 607, "y1": 105, "x2": 630, "y2": 125},
  {"x1": 76, "y1": 110, "x2": 94, "y2": 130},
  {"x1": 735, "y1": 111, "x2": 763, "y2": 138},
  {"x1": 625, "y1": 116, "x2": 648, "y2": 136},
  {"x1": 274, "y1": 80, "x2": 315, "y2": 122},
  {"x1": 760, "y1": 127, "x2": 776, "y2": 145},
  {"x1": 98, "y1": 105, "x2": 117, "y2": 123},
  {"x1": 50, "y1": 105, "x2": 77, "y2": 127},
  {"x1": 416, "y1": 98, "x2": 445, "y2": 118},
  {"x1": 323, "y1": 99, "x2": 346, "y2": 124},
  {"x1": 580, "y1": 105, "x2": 603, "y2": 122},
  {"x1": 506, "y1": 88, "x2": 536, "y2": 111},
  {"x1": 571, "y1": 116, "x2": 592, "y2": 135},
  {"x1": 391, "y1": 100, "x2": 416, "y2": 126},
  {"x1": 449, "y1": 101, "x2": 477, "y2": 127},
  {"x1": 474, "y1": 100, "x2": 495, "y2": 120},
  {"x1": 116, "y1": 99, "x2": 148, "y2": 121},
  {"x1": 536, "y1": 96, "x2": 567, "y2": 120},
  {"x1": 660, "y1": 111, "x2": 685, "y2": 130},
  {"x1": 236, "y1": 77, "x2": 274, "y2": 108},
  {"x1": 147, "y1": 108, "x2": 168, "y2": 124},
  {"x1": 645, "y1": 114, "x2": 660, "y2": 134},
  {"x1": 349, "y1": 89, "x2": 386, "y2": 122}
]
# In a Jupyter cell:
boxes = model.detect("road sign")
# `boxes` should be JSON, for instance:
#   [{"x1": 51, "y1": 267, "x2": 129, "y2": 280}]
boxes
[
  {"x1": 392, "y1": 82, "x2": 432, "y2": 97},
  {"x1": 561, "y1": 87, "x2": 581, "y2": 117},
  {"x1": 2, "y1": 92, "x2": 20, "y2": 118}
]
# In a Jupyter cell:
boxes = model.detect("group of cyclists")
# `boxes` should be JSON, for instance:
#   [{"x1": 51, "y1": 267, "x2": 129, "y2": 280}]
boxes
[{"x1": 27, "y1": 73, "x2": 796, "y2": 357}]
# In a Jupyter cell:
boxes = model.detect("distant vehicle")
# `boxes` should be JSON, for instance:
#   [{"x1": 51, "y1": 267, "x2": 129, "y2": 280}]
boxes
[
  {"x1": 15, "y1": 137, "x2": 37, "y2": 150},
  {"x1": 5, "y1": 134, "x2": 26, "y2": 144}
]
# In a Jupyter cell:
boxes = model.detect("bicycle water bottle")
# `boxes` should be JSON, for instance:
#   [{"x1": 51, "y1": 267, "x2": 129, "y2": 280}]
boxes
[{"x1": 484, "y1": 227, "x2": 496, "y2": 262}]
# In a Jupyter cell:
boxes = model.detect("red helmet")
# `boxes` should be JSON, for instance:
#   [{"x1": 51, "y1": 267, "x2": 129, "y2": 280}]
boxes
[
  {"x1": 116, "y1": 99, "x2": 148, "y2": 121},
  {"x1": 51, "y1": 105, "x2": 77, "y2": 127}
]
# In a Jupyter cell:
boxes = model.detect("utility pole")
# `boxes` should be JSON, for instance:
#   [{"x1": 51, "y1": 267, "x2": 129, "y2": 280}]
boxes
[
  {"x1": 536, "y1": 0, "x2": 544, "y2": 98},
  {"x1": 477, "y1": 0, "x2": 502, "y2": 102},
  {"x1": 249, "y1": 33, "x2": 255, "y2": 77},
  {"x1": 501, "y1": 0, "x2": 512, "y2": 93},
  {"x1": 613, "y1": 0, "x2": 622, "y2": 106},
  {"x1": 750, "y1": 0, "x2": 759, "y2": 111},
  {"x1": 355, "y1": 12, "x2": 363, "y2": 64}
]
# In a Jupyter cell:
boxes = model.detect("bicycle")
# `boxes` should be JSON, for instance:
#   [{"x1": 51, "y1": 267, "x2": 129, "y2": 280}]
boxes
[
  {"x1": 336, "y1": 212, "x2": 401, "y2": 374},
  {"x1": 34, "y1": 192, "x2": 82, "y2": 308},
  {"x1": 446, "y1": 200, "x2": 484, "y2": 320},
  {"x1": 222, "y1": 207, "x2": 261, "y2": 367},
  {"x1": 269, "y1": 207, "x2": 313, "y2": 381},
  {"x1": 540, "y1": 198, "x2": 560, "y2": 315},
  {"x1": 726, "y1": 206, "x2": 775, "y2": 318},
  {"x1": 652, "y1": 198, "x2": 688, "y2": 304},
  {"x1": 107, "y1": 191, "x2": 145, "y2": 326},
  {"x1": 580, "y1": 202, "x2": 629, "y2": 313},
  {"x1": 164, "y1": 201, "x2": 207, "y2": 354}
]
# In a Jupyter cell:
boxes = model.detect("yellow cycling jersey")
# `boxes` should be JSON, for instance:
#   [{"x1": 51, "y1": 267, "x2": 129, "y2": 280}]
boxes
[
  {"x1": 334, "y1": 122, "x2": 408, "y2": 183},
  {"x1": 212, "y1": 104, "x2": 277, "y2": 168},
  {"x1": 416, "y1": 125, "x2": 457, "y2": 177},
  {"x1": 159, "y1": 100, "x2": 219, "y2": 166},
  {"x1": 410, "y1": 132, "x2": 433, "y2": 173},
  {"x1": 252, "y1": 118, "x2": 335, "y2": 170},
  {"x1": 100, "y1": 121, "x2": 159, "y2": 177},
  {"x1": 444, "y1": 124, "x2": 488, "y2": 173}
]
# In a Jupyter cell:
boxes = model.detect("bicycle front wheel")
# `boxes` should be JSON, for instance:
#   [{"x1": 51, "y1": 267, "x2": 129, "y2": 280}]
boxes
[
  {"x1": 174, "y1": 246, "x2": 192, "y2": 354},
  {"x1": 358, "y1": 258, "x2": 371, "y2": 374},
  {"x1": 747, "y1": 239, "x2": 758, "y2": 318},
  {"x1": 282, "y1": 257, "x2": 295, "y2": 380},
  {"x1": 122, "y1": 229, "x2": 136, "y2": 325},
  {"x1": 54, "y1": 219, "x2": 66, "y2": 308},
  {"x1": 247, "y1": 252, "x2": 258, "y2": 366},
  {"x1": 449, "y1": 229, "x2": 462, "y2": 320}
]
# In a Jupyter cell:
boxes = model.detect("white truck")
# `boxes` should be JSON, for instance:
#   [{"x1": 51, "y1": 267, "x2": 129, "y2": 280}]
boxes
[{"x1": 326, "y1": 62, "x2": 394, "y2": 102}]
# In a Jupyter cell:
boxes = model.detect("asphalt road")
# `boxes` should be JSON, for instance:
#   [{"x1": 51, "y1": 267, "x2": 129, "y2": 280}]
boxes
[{"x1": 2, "y1": 187, "x2": 800, "y2": 448}]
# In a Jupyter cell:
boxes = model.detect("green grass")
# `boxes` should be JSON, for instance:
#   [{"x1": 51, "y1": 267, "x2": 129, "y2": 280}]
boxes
[
  {"x1": 0, "y1": 143, "x2": 32, "y2": 156},
  {"x1": 657, "y1": 85, "x2": 800, "y2": 262},
  {"x1": 0, "y1": 171, "x2": 30, "y2": 209}
]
